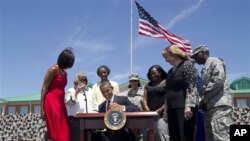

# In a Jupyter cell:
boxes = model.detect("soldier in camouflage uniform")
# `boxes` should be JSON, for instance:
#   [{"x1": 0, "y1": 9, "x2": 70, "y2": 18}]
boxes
[
  {"x1": 127, "y1": 73, "x2": 144, "y2": 111},
  {"x1": 126, "y1": 73, "x2": 145, "y2": 141},
  {"x1": 191, "y1": 45, "x2": 233, "y2": 141}
]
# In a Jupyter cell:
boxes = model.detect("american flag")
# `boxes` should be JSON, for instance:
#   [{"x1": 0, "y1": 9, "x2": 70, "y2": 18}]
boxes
[{"x1": 135, "y1": 1, "x2": 192, "y2": 54}]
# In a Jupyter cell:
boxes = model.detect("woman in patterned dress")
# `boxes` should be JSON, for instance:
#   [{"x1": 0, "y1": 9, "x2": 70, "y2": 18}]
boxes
[{"x1": 162, "y1": 45, "x2": 198, "y2": 141}]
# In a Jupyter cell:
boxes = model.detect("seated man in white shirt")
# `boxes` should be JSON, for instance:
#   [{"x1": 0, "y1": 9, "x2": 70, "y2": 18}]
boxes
[{"x1": 65, "y1": 72, "x2": 97, "y2": 141}]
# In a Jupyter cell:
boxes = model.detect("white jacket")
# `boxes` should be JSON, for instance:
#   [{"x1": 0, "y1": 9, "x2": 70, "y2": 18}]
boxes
[{"x1": 65, "y1": 87, "x2": 97, "y2": 116}]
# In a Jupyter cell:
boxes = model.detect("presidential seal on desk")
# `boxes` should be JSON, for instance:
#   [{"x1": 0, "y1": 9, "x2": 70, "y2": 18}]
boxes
[{"x1": 104, "y1": 108, "x2": 126, "y2": 130}]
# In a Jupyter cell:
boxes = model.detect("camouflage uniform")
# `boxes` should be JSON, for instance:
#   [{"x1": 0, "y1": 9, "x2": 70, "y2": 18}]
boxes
[
  {"x1": 127, "y1": 87, "x2": 144, "y2": 111},
  {"x1": 127, "y1": 87, "x2": 144, "y2": 141},
  {"x1": 200, "y1": 57, "x2": 233, "y2": 141}
]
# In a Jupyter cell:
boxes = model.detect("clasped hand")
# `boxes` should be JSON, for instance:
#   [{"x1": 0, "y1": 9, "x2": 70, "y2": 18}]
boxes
[{"x1": 184, "y1": 107, "x2": 193, "y2": 120}]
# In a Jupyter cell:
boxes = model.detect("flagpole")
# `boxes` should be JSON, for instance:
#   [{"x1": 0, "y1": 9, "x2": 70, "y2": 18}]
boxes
[{"x1": 130, "y1": 0, "x2": 133, "y2": 74}]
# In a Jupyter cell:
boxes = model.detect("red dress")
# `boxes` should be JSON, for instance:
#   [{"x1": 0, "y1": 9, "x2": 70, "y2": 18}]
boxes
[{"x1": 43, "y1": 65, "x2": 69, "y2": 141}]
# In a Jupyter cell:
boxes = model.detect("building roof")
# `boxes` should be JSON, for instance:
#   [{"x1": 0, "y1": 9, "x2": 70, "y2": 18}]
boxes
[
  {"x1": 0, "y1": 98, "x2": 8, "y2": 103},
  {"x1": 1, "y1": 84, "x2": 94, "y2": 102},
  {"x1": 3, "y1": 76, "x2": 249, "y2": 102},
  {"x1": 231, "y1": 89, "x2": 250, "y2": 94},
  {"x1": 230, "y1": 76, "x2": 250, "y2": 90},
  {"x1": 4, "y1": 94, "x2": 41, "y2": 102},
  {"x1": 1, "y1": 79, "x2": 150, "y2": 102}
]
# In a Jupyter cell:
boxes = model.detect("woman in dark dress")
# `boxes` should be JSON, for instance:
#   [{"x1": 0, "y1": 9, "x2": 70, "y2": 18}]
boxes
[
  {"x1": 142, "y1": 65, "x2": 169, "y2": 141},
  {"x1": 162, "y1": 45, "x2": 198, "y2": 141}
]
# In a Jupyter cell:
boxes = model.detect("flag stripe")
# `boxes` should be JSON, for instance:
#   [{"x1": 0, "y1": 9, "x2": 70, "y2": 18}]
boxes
[
  {"x1": 139, "y1": 20, "x2": 165, "y2": 38},
  {"x1": 135, "y1": 1, "x2": 192, "y2": 54}
]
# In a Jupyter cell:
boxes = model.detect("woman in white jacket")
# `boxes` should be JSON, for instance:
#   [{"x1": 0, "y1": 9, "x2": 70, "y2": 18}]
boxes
[
  {"x1": 65, "y1": 72, "x2": 97, "y2": 140},
  {"x1": 66, "y1": 72, "x2": 97, "y2": 114}
]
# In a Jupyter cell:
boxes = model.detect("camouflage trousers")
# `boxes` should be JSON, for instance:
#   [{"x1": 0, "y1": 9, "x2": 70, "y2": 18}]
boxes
[{"x1": 204, "y1": 106, "x2": 233, "y2": 141}]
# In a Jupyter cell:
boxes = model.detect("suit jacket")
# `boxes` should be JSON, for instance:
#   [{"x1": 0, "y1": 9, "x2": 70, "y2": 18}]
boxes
[
  {"x1": 98, "y1": 95, "x2": 140, "y2": 112},
  {"x1": 97, "y1": 95, "x2": 139, "y2": 141}
]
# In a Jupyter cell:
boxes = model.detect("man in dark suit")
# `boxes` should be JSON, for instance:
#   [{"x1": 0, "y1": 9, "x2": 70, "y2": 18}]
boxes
[{"x1": 96, "y1": 80, "x2": 140, "y2": 141}]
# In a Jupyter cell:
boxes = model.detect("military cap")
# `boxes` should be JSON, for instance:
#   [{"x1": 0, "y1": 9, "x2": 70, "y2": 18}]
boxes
[
  {"x1": 129, "y1": 73, "x2": 139, "y2": 81},
  {"x1": 191, "y1": 45, "x2": 209, "y2": 57}
]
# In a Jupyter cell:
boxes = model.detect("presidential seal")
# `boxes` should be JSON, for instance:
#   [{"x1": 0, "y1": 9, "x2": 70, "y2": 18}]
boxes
[{"x1": 104, "y1": 108, "x2": 127, "y2": 130}]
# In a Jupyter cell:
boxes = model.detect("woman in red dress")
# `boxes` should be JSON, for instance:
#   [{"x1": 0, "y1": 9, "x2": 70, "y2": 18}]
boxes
[{"x1": 41, "y1": 48, "x2": 75, "y2": 141}]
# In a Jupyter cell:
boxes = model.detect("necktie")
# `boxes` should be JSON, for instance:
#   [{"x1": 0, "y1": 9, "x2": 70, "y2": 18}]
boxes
[{"x1": 107, "y1": 100, "x2": 111, "y2": 111}]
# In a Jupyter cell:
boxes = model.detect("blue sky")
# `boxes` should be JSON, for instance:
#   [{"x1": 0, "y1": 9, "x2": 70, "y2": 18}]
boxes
[{"x1": 1, "y1": 0, "x2": 250, "y2": 98}]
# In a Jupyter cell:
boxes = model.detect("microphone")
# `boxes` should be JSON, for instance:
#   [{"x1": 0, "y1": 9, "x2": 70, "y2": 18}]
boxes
[
  {"x1": 77, "y1": 83, "x2": 88, "y2": 113},
  {"x1": 82, "y1": 88, "x2": 88, "y2": 113}
]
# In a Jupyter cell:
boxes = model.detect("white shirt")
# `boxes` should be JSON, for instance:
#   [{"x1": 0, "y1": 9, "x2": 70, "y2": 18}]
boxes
[{"x1": 65, "y1": 87, "x2": 97, "y2": 116}]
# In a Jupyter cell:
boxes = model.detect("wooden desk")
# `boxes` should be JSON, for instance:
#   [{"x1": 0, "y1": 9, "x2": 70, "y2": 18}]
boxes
[{"x1": 75, "y1": 112, "x2": 159, "y2": 141}]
